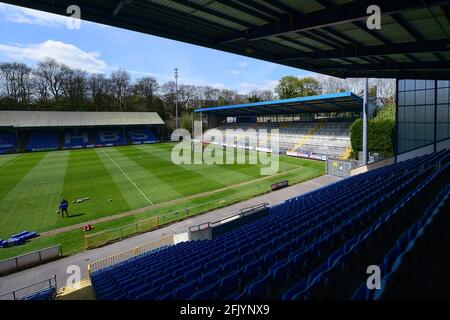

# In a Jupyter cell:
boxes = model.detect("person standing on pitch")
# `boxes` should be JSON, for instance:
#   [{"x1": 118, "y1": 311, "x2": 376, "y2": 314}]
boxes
[{"x1": 59, "y1": 198, "x2": 69, "y2": 217}]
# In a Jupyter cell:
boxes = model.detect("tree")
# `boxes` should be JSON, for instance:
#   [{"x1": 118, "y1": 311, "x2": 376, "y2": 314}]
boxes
[
  {"x1": 318, "y1": 75, "x2": 347, "y2": 94},
  {"x1": 247, "y1": 89, "x2": 274, "y2": 102},
  {"x1": 62, "y1": 69, "x2": 88, "y2": 110},
  {"x1": 135, "y1": 76, "x2": 159, "y2": 111},
  {"x1": 275, "y1": 76, "x2": 302, "y2": 99},
  {"x1": 373, "y1": 78, "x2": 396, "y2": 105},
  {"x1": 36, "y1": 57, "x2": 69, "y2": 100},
  {"x1": 298, "y1": 77, "x2": 322, "y2": 96},
  {"x1": 275, "y1": 76, "x2": 322, "y2": 99},
  {"x1": 88, "y1": 73, "x2": 111, "y2": 111},
  {"x1": 110, "y1": 69, "x2": 131, "y2": 110},
  {"x1": 0, "y1": 62, "x2": 33, "y2": 104}
]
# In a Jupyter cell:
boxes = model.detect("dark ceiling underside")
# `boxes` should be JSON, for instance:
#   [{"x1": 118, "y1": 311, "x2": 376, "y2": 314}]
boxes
[{"x1": 4, "y1": 0, "x2": 450, "y2": 79}]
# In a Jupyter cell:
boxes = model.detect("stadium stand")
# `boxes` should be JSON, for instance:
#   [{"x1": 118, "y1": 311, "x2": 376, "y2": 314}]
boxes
[
  {"x1": 95, "y1": 128, "x2": 127, "y2": 147},
  {"x1": 63, "y1": 129, "x2": 92, "y2": 149},
  {"x1": 0, "y1": 111, "x2": 164, "y2": 154},
  {"x1": 90, "y1": 149, "x2": 450, "y2": 300},
  {"x1": 20, "y1": 287, "x2": 57, "y2": 301},
  {"x1": 0, "y1": 130, "x2": 17, "y2": 154},
  {"x1": 25, "y1": 130, "x2": 59, "y2": 152},
  {"x1": 127, "y1": 127, "x2": 157, "y2": 144},
  {"x1": 205, "y1": 120, "x2": 351, "y2": 159}
]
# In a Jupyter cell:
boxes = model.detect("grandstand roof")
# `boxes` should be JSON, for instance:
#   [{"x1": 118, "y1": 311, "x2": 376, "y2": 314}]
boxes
[
  {"x1": 7, "y1": 0, "x2": 450, "y2": 79},
  {"x1": 194, "y1": 92, "x2": 362, "y2": 116},
  {"x1": 0, "y1": 111, "x2": 165, "y2": 128}
]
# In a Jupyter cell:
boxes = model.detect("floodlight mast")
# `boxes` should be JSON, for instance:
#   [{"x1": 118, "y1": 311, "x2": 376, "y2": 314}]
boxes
[{"x1": 174, "y1": 68, "x2": 179, "y2": 130}]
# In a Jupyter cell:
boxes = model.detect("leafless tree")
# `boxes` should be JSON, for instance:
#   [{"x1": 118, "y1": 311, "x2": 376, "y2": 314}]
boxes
[
  {"x1": 134, "y1": 76, "x2": 159, "y2": 111},
  {"x1": 35, "y1": 57, "x2": 69, "y2": 100},
  {"x1": 88, "y1": 73, "x2": 111, "y2": 111},
  {"x1": 318, "y1": 75, "x2": 346, "y2": 94},
  {"x1": 110, "y1": 69, "x2": 131, "y2": 110},
  {"x1": 0, "y1": 62, "x2": 33, "y2": 104},
  {"x1": 62, "y1": 69, "x2": 88, "y2": 109}
]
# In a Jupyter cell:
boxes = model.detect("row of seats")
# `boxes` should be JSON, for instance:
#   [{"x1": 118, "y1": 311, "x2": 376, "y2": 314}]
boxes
[
  {"x1": 0, "y1": 131, "x2": 17, "y2": 154},
  {"x1": 22, "y1": 127, "x2": 157, "y2": 152},
  {"x1": 204, "y1": 121, "x2": 351, "y2": 159},
  {"x1": 20, "y1": 287, "x2": 57, "y2": 301},
  {"x1": 90, "y1": 149, "x2": 450, "y2": 300}
]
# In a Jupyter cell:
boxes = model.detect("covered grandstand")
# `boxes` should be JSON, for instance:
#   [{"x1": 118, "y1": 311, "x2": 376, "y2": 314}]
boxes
[
  {"x1": 0, "y1": 111, "x2": 164, "y2": 153},
  {"x1": 1, "y1": 0, "x2": 450, "y2": 304},
  {"x1": 196, "y1": 92, "x2": 362, "y2": 160}
]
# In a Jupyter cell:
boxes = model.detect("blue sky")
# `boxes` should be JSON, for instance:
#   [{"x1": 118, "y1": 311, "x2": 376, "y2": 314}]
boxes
[{"x1": 0, "y1": 3, "x2": 315, "y2": 94}]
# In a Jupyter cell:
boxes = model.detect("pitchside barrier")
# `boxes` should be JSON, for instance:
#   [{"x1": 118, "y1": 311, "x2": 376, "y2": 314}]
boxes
[
  {"x1": 88, "y1": 235, "x2": 174, "y2": 274},
  {"x1": 0, "y1": 245, "x2": 61, "y2": 276},
  {"x1": 0, "y1": 275, "x2": 57, "y2": 300},
  {"x1": 83, "y1": 187, "x2": 270, "y2": 250},
  {"x1": 84, "y1": 216, "x2": 159, "y2": 250}
]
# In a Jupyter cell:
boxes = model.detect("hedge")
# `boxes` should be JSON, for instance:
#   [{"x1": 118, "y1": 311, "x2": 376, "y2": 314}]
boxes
[{"x1": 350, "y1": 118, "x2": 395, "y2": 157}]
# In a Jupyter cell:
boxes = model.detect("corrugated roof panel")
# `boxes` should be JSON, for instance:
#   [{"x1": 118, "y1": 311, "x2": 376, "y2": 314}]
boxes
[
  {"x1": 268, "y1": 37, "x2": 314, "y2": 53},
  {"x1": 290, "y1": 34, "x2": 338, "y2": 50},
  {"x1": 282, "y1": 0, "x2": 330, "y2": 14},
  {"x1": 204, "y1": 1, "x2": 269, "y2": 26},
  {"x1": 333, "y1": 25, "x2": 384, "y2": 46},
  {"x1": 0, "y1": 112, "x2": 165, "y2": 128}
]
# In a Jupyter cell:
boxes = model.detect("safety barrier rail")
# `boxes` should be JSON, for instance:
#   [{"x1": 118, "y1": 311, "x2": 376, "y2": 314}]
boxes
[{"x1": 88, "y1": 235, "x2": 174, "y2": 274}]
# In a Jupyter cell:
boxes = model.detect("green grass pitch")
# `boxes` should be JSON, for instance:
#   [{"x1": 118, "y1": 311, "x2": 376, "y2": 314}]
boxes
[{"x1": 0, "y1": 143, "x2": 325, "y2": 257}]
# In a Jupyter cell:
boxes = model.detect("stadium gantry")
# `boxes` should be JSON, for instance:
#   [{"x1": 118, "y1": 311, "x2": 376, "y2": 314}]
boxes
[{"x1": 1, "y1": 0, "x2": 449, "y2": 302}]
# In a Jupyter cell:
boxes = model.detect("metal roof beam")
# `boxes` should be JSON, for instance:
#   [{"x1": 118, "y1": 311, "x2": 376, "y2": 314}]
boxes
[
  {"x1": 214, "y1": 0, "x2": 273, "y2": 22},
  {"x1": 232, "y1": 0, "x2": 283, "y2": 20},
  {"x1": 216, "y1": 0, "x2": 450, "y2": 44},
  {"x1": 281, "y1": 39, "x2": 450, "y2": 61},
  {"x1": 317, "y1": 61, "x2": 450, "y2": 71},
  {"x1": 169, "y1": 0, "x2": 252, "y2": 28}
]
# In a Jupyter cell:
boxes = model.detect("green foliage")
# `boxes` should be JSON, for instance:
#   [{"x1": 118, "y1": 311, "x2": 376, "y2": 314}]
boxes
[
  {"x1": 275, "y1": 76, "x2": 322, "y2": 99},
  {"x1": 350, "y1": 118, "x2": 395, "y2": 157},
  {"x1": 374, "y1": 104, "x2": 396, "y2": 121},
  {"x1": 180, "y1": 112, "x2": 192, "y2": 130}
]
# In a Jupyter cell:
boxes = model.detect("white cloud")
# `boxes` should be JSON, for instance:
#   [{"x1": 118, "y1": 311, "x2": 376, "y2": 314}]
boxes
[
  {"x1": 226, "y1": 69, "x2": 248, "y2": 76},
  {"x1": 238, "y1": 80, "x2": 278, "y2": 93},
  {"x1": 238, "y1": 61, "x2": 249, "y2": 68},
  {"x1": 0, "y1": 3, "x2": 73, "y2": 27},
  {"x1": 0, "y1": 40, "x2": 108, "y2": 73}
]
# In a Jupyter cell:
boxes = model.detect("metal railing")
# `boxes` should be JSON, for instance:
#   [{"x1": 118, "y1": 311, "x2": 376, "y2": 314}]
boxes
[
  {"x1": 0, "y1": 275, "x2": 57, "y2": 300},
  {"x1": 84, "y1": 216, "x2": 159, "y2": 249},
  {"x1": 84, "y1": 190, "x2": 267, "y2": 250},
  {"x1": 88, "y1": 235, "x2": 174, "y2": 274},
  {"x1": 189, "y1": 202, "x2": 269, "y2": 231}
]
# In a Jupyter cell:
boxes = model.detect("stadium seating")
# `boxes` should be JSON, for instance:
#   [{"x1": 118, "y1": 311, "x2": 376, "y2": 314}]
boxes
[
  {"x1": 0, "y1": 130, "x2": 17, "y2": 154},
  {"x1": 204, "y1": 121, "x2": 351, "y2": 160},
  {"x1": 96, "y1": 128, "x2": 127, "y2": 147},
  {"x1": 25, "y1": 130, "x2": 59, "y2": 152},
  {"x1": 20, "y1": 287, "x2": 57, "y2": 300},
  {"x1": 63, "y1": 129, "x2": 92, "y2": 149},
  {"x1": 90, "y1": 149, "x2": 450, "y2": 300},
  {"x1": 127, "y1": 127, "x2": 157, "y2": 144}
]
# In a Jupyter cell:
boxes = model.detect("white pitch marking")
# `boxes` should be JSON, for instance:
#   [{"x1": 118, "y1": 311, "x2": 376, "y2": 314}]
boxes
[
  {"x1": 0, "y1": 154, "x2": 24, "y2": 172},
  {"x1": 100, "y1": 149, "x2": 153, "y2": 205}
]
